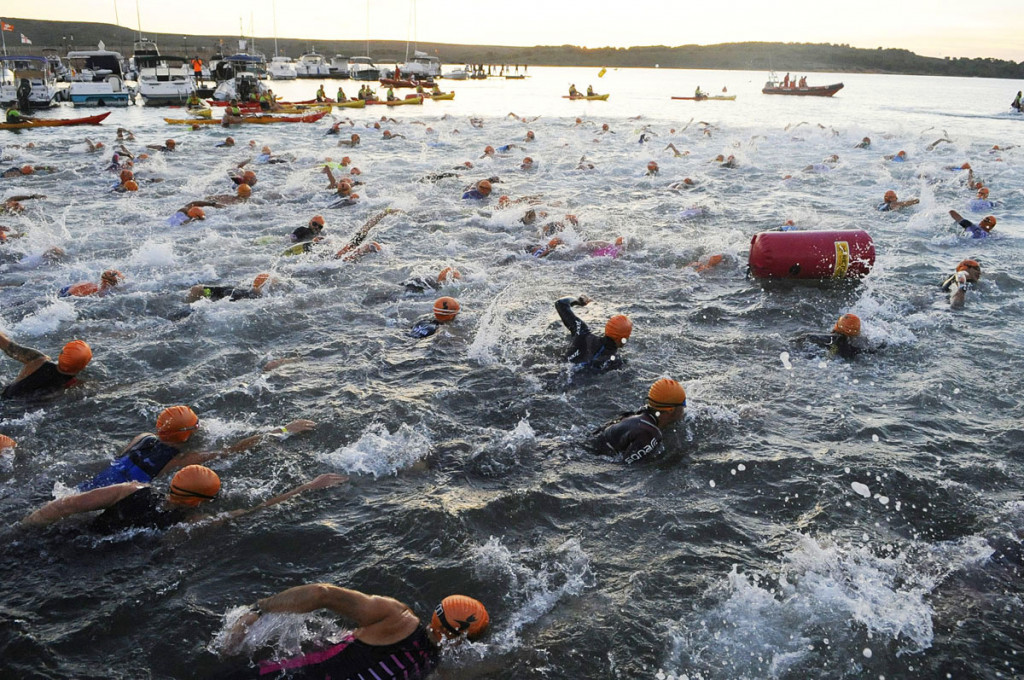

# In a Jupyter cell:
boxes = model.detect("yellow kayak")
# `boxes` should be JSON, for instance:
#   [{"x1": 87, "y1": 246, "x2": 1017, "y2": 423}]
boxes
[
  {"x1": 429, "y1": 92, "x2": 455, "y2": 101},
  {"x1": 335, "y1": 99, "x2": 367, "y2": 109}
]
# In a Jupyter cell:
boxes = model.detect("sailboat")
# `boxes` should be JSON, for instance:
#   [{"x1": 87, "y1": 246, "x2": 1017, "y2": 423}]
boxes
[
  {"x1": 268, "y1": 1, "x2": 297, "y2": 80},
  {"x1": 398, "y1": 1, "x2": 441, "y2": 80},
  {"x1": 348, "y1": 0, "x2": 380, "y2": 81}
]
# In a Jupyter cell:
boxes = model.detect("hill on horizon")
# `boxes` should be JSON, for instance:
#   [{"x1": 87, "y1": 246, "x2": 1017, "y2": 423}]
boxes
[{"x1": 4, "y1": 17, "x2": 1022, "y2": 79}]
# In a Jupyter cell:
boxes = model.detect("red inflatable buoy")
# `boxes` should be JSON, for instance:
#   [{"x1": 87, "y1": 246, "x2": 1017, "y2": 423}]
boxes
[{"x1": 748, "y1": 229, "x2": 875, "y2": 280}]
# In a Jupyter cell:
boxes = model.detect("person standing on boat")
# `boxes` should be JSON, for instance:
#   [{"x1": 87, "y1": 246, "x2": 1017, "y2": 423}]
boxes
[
  {"x1": 783, "y1": 73, "x2": 790, "y2": 87},
  {"x1": 191, "y1": 57, "x2": 203, "y2": 84},
  {"x1": 1012, "y1": 91, "x2": 1022, "y2": 112},
  {"x1": 798, "y1": 76, "x2": 807, "y2": 87}
]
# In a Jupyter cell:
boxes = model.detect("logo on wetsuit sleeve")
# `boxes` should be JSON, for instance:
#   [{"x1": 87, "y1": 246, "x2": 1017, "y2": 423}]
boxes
[{"x1": 623, "y1": 436, "x2": 660, "y2": 465}]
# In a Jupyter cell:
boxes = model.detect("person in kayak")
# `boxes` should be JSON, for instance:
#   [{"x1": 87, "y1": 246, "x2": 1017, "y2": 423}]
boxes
[
  {"x1": 186, "y1": 272, "x2": 272, "y2": 303},
  {"x1": 555, "y1": 295, "x2": 632, "y2": 372},
  {"x1": 941, "y1": 258, "x2": 982, "y2": 309},
  {"x1": 877, "y1": 190, "x2": 919, "y2": 212},
  {"x1": 221, "y1": 586, "x2": 488, "y2": 679},
  {"x1": 58, "y1": 269, "x2": 125, "y2": 298},
  {"x1": 23, "y1": 464, "x2": 347, "y2": 534},
  {"x1": 949, "y1": 210, "x2": 996, "y2": 239},
  {"x1": 410, "y1": 297, "x2": 460, "y2": 338},
  {"x1": 0, "y1": 334, "x2": 91, "y2": 400},
  {"x1": 77, "y1": 404, "x2": 315, "y2": 491},
  {"x1": 795, "y1": 313, "x2": 865, "y2": 359},
  {"x1": 588, "y1": 378, "x2": 687, "y2": 464}
]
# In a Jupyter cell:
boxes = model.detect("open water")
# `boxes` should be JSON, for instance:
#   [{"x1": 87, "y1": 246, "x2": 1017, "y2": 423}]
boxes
[{"x1": 1, "y1": 66, "x2": 1023, "y2": 679}]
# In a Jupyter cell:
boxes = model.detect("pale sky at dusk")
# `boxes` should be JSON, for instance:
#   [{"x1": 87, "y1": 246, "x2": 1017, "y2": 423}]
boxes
[{"x1": 7, "y1": 0, "x2": 1024, "y2": 62}]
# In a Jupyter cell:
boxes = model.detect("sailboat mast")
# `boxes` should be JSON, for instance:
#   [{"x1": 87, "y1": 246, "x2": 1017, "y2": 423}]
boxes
[
  {"x1": 272, "y1": 0, "x2": 279, "y2": 57},
  {"x1": 365, "y1": 0, "x2": 370, "y2": 56}
]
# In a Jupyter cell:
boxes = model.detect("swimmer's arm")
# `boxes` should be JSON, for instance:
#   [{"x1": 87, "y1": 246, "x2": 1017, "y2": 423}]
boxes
[
  {"x1": 182, "y1": 200, "x2": 219, "y2": 211},
  {"x1": 219, "y1": 473, "x2": 348, "y2": 521},
  {"x1": 6, "y1": 194, "x2": 45, "y2": 202},
  {"x1": 179, "y1": 420, "x2": 317, "y2": 466},
  {"x1": 258, "y1": 584, "x2": 403, "y2": 627},
  {"x1": 22, "y1": 482, "x2": 143, "y2": 526},
  {"x1": 555, "y1": 296, "x2": 591, "y2": 336},
  {"x1": 896, "y1": 199, "x2": 920, "y2": 208},
  {"x1": 0, "y1": 332, "x2": 46, "y2": 365}
]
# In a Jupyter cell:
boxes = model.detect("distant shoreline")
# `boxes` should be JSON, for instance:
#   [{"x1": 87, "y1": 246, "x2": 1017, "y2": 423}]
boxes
[{"x1": 6, "y1": 17, "x2": 1024, "y2": 80}]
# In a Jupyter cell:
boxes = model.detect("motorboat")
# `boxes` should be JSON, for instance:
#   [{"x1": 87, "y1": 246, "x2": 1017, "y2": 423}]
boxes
[
  {"x1": 443, "y1": 68, "x2": 468, "y2": 80},
  {"x1": 761, "y1": 74, "x2": 843, "y2": 97},
  {"x1": 348, "y1": 56, "x2": 380, "y2": 81},
  {"x1": 329, "y1": 55, "x2": 350, "y2": 78},
  {"x1": 136, "y1": 55, "x2": 196, "y2": 106},
  {"x1": 296, "y1": 51, "x2": 331, "y2": 78},
  {"x1": 212, "y1": 54, "x2": 269, "y2": 101},
  {"x1": 42, "y1": 49, "x2": 72, "y2": 82},
  {"x1": 0, "y1": 55, "x2": 61, "y2": 108},
  {"x1": 400, "y1": 51, "x2": 441, "y2": 80},
  {"x1": 66, "y1": 49, "x2": 134, "y2": 106},
  {"x1": 268, "y1": 56, "x2": 298, "y2": 80}
]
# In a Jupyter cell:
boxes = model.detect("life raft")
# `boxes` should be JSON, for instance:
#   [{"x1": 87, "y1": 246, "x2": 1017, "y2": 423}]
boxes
[{"x1": 747, "y1": 229, "x2": 875, "y2": 280}]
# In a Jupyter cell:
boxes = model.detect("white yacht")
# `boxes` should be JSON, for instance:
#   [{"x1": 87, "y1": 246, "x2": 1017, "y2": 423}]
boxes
[
  {"x1": 136, "y1": 55, "x2": 195, "y2": 106},
  {"x1": 66, "y1": 50, "x2": 134, "y2": 106},
  {"x1": 348, "y1": 56, "x2": 380, "y2": 81},
  {"x1": 0, "y1": 56, "x2": 61, "y2": 108},
  {"x1": 401, "y1": 51, "x2": 441, "y2": 79},
  {"x1": 268, "y1": 56, "x2": 298, "y2": 80},
  {"x1": 211, "y1": 54, "x2": 269, "y2": 101},
  {"x1": 296, "y1": 52, "x2": 331, "y2": 78},
  {"x1": 443, "y1": 68, "x2": 468, "y2": 81}
]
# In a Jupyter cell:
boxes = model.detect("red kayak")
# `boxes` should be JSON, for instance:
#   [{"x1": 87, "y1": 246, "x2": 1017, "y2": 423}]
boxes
[{"x1": 1, "y1": 111, "x2": 111, "y2": 130}]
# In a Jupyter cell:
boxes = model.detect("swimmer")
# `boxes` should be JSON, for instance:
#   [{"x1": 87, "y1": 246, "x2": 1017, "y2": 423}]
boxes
[
  {"x1": 796, "y1": 313, "x2": 865, "y2": 359},
  {"x1": 480, "y1": 145, "x2": 496, "y2": 159},
  {"x1": 204, "y1": 183, "x2": 252, "y2": 205},
  {"x1": 381, "y1": 130, "x2": 405, "y2": 140},
  {"x1": 410, "y1": 297, "x2": 460, "y2": 338},
  {"x1": 147, "y1": 139, "x2": 176, "y2": 152},
  {"x1": 803, "y1": 155, "x2": 839, "y2": 173},
  {"x1": 116, "y1": 127, "x2": 136, "y2": 141},
  {"x1": 222, "y1": 586, "x2": 487, "y2": 679},
  {"x1": 941, "y1": 258, "x2": 981, "y2": 309},
  {"x1": 216, "y1": 136, "x2": 235, "y2": 148},
  {"x1": 0, "y1": 434, "x2": 15, "y2": 452},
  {"x1": 337, "y1": 133, "x2": 361, "y2": 148},
  {"x1": 23, "y1": 464, "x2": 347, "y2": 533},
  {"x1": 168, "y1": 202, "x2": 214, "y2": 226},
  {"x1": 525, "y1": 129, "x2": 536, "y2": 141},
  {"x1": 664, "y1": 143, "x2": 688, "y2": 157},
  {"x1": 588, "y1": 378, "x2": 687, "y2": 464},
  {"x1": 926, "y1": 137, "x2": 953, "y2": 151},
  {"x1": 877, "y1": 190, "x2": 919, "y2": 212},
  {"x1": 291, "y1": 215, "x2": 325, "y2": 243},
  {"x1": 401, "y1": 266, "x2": 461, "y2": 294},
  {"x1": 0, "y1": 333, "x2": 91, "y2": 399},
  {"x1": 327, "y1": 190, "x2": 361, "y2": 209},
  {"x1": 463, "y1": 179, "x2": 492, "y2": 200},
  {"x1": 688, "y1": 253, "x2": 726, "y2": 272},
  {"x1": 949, "y1": 210, "x2": 996, "y2": 239},
  {"x1": 77, "y1": 405, "x2": 315, "y2": 491},
  {"x1": 520, "y1": 156, "x2": 535, "y2": 171},
  {"x1": 1, "y1": 193, "x2": 44, "y2": 214},
  {"x1": 646, "y1": 161, "x2": 659, "y2": 176},
  {"x1": 855, "y1": 136, "x2": 871, "y2": 149},
  {"x1": 668, "y1": 177, "x2": 697, "y2": 191},
  {"x1": 884, "y1": 150, "x2": 908, "y2": 162},
  {"x1": 333, "y1": 208, "x2": 399, "y2": 260},
  {"x1": 84, "y1": 138, "x2": 105, "y2": 152},
  {"x1": 1, "y1": 165, "x2": 54, "y2": 178},
  {"x1": 968, "y1": 187, "x2": 995, "y2": 212},
  {"x1": 228, "y1": 168, "x2": 257, "y2": 187},
  {"x1": 555, "y1": 295, "x2": 631, "y2": 372},
  {"x1": 58, "y1": 269, "x2": 124, "y2": 298},
  {"x1": 186, "y1": 272, "x2": 273, "y2": 303}
]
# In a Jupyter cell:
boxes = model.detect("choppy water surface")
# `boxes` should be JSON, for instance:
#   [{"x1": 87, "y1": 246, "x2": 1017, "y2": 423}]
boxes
[{"x1": 1, "y1": 67, "x2": 1023, "y2": 679}]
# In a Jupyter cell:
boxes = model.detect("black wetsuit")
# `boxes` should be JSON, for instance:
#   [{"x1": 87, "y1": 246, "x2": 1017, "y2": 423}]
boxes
[
  {"x1": 555, "y1": 297, "x2": 623, "y2": 371},
  {"x1": 401, "y1": 276, "x2": 440, "y2": 294},
  {"x1": 290, "y1": 225, "x2": 321, "y2": 243},
  {"x1": 798, "y1": 333, "x2": 861, "y2": 359},
  {"x1": 409, "y1": 316, "x2": 441, "y2": 338},
  {"x1": 2, "y1": 361, "x2": 75, "y2": 399},
  {"x1": 254, "y1": 625, "x2": 438, "y2": 679},
  {"x1": 78, "y1": 435, "x2": 180, "y2": 491},
  {"x1": 589, "y1": 407, "x2": 663, "y2": 464},
  {"x1": 89, "y1": 487, "x2": 188, "y2": 535},
  {"x1": 198, "y1": 285, "x2": 259, "y2": 302}
]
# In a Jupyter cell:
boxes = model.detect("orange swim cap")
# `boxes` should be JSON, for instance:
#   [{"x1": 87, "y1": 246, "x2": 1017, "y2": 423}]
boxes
[
  {"x1": 438, "y1": 266, "x2": 461, "y2": 283},
  {"x1": 157, "y1": 405, "x2": 199, "y2": 444},
  {"x1": 165, "y1": 139, "x2": 176, "y2": 150},
  {"x1": 225, "y1": 136, "x2": 235, "y2": 145},
  {"x1": 341, "y1": 156, "x2": 351, "y2": 166},
  {"x1": 0, "y1": 434, "x2": 16, "y2": 450},
  {"x1": 476, "y1": 179, "x2": 492, "y2": 197},
  {"x1": 382, "y1": 130, "x2": 392, "y2": 139},
  {"x1": 187, "y1": 207, "x2": 205, "y2": 220},
  {"x1": 242, "y1": 170, "x2": 258, "y2": 186},
  {"x1": 484, "y1": 145, "x2": 495, "y2": 155},
  {"x1": 602, "y1": 123, "x2": 609, "y2": 131},
  {"x1": 101, "y1": 269, "x2": 124, "y2": 286},
  {"x1": 522, "y1": 156, "x2": 533, "y2": 166},
  {"x1": 237, "y1": 183, "x2": 252, "y2": 198},
  {"x1": 833, "y1": 313, "x2": 861, "y2": 337},
  {"x1": 977, "y1": 187, "x2": 989, "y2": 197},
  {"x1": 957, "y1": 259, "x2": 981, "y2": 272},
  {"x1": 575, "y1": 117, "x2": 582, "y2": 124},
  {"x1": 683, "y1": 178, "x2": 694, "y2": 185},
  {"x1": 310, "y1": 214, "x2": 325, "y2": 227},
  {"x1": 431, "y1": 595, "x2": 489, "y2": 641},
  {"x1": 980, "y1": 216, "x2": 996, "y2": 230},
  {"x1": 897, "y1": 150, "x2": 906, "y2": 157},
  {"x1": 647, "y1": 161, "x2": 658, "y2": 173},
  {"x1": 119, "y1": 169, "x2": 134, "y2": 183},
  {"x1": 252, "y1": 272, "x2": 271, "y2": 290},
  {"x1": 58, "y1": 340, "x2": 92, "y2": 374},
  {"x1": 647, "y1": 378, "x2": 687, "y2": 410},
  {"x1": 715, "y1": 154, "x2": 725, "y2": 162},
  {"x1": 261, "y1": 146, "x2": 271, "y2": 155},
  {"x1": 433, "y1": 296, "x2": 460, "y2": 322},
  {"x1": 350, "y1": 167, "x2": 361, "y2": 175},
  {"x1": 604, "y1": 315, "x2": 633, "y2": 343},
  {"x1": 526, "y1": 130, "x2": 535, "y2": 139},
  {"x1": 351, "y1": 133, "x2": 360, "y2": 142},
  {"x1": 123, "y1": 180, "x2": 139, "y2": 192},
  {"x1": 497, "y1": 195, "x2": 510, "y2": 208},
  {"x1": 20, "y1": 165, "x2": 33, "y2": 175},
  {"x1": 883, "y1": 190, "x2": 897, "y2": 202},
  {"x1": 961, "y1": 162, "x2": 971, "y2": 170},
  {"x1": 169, "y1": 465, "x2": 220, "y2": 507}
]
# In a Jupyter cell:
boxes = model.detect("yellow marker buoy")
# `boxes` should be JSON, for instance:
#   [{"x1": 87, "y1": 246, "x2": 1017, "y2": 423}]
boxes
[{"x1": 598, "y1": 67, "x2": 607, "y2": 78}]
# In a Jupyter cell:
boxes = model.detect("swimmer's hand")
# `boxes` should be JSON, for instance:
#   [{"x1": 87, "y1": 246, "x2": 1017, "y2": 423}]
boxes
[
  {"x1": 572, "y1": 295, "x2": 592, "y2": 307},
  {"x1": 283, "y1": 419, "x2": 315, "y2": 434},
  {"x1": 301, "y1": 473, "x2": 349, "y2": 491}
]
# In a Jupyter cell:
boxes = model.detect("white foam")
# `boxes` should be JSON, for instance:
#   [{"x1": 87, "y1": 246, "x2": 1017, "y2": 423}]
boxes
[
  {"x1": 12, "y1": 298, "x2": 78, "y2": 336},
  {"x1": 852, "y1": 482, "x2": 872, "y2": 498},
  {"x1": 319, "y1": 422, "x2": 431, "y2": 477}
]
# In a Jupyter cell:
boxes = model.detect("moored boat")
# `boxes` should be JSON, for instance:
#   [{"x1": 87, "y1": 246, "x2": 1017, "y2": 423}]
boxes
[
  {"x1": 66, "y1": 49, "x2": 134, "y2": 106},
  {"x1": 761, "y1": 76, "x2": 843, "y2": 97},
  {"x1": 0, "y1": 56, "x2": 61, "y2": 108},
  {"x1": 348, "y1": 56, "x2": 380, "y2": 81}
]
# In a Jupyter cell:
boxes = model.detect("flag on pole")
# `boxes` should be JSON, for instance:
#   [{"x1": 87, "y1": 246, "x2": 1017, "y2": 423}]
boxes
[
  {"x1": 20, "y1": 34, "x2": 31, "y2": 45},
  {"x1": 1, "y1": 22, "x2": 14, "y2": 32}
]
